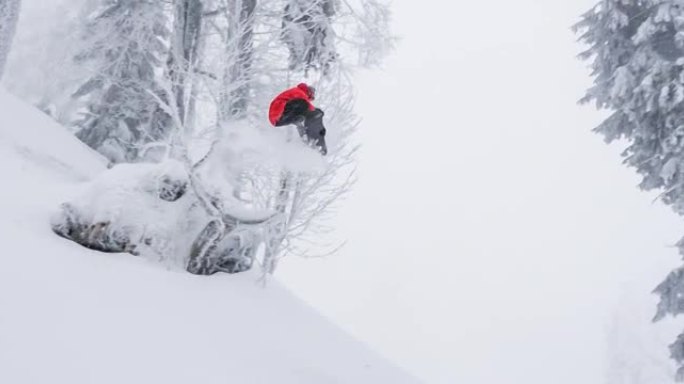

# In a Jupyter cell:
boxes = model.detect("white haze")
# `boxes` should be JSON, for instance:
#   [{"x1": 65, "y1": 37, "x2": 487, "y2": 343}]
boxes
[{"x1": 278, "y1": 1, "x2": 684, "y2": 383}]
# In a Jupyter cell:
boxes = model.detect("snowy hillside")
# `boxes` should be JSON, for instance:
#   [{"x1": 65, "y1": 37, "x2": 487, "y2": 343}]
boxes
[{"x1": 0, "y1": 89, "x2": 418, "y2": 384}]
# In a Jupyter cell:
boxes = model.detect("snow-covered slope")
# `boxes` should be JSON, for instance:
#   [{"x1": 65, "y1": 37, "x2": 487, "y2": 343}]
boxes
[{"x1": 0, "y1": 89, "x2": 418, "y2": 384}]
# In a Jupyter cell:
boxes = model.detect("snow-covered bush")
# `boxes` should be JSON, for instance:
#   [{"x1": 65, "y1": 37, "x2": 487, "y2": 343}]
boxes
[{"x1": 52, "y1": 122, "x2": 326, "y2": 275}]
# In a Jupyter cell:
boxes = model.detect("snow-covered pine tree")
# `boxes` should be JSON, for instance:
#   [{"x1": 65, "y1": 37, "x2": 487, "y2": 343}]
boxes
[
  {"x1": 0, "y1": 0, "x2": 21, "y2": 81},
  {"x1": 575, "y1": 0, "x2": 684, "y2": 379},
  {"x1": 281, "y1": 0, "x2": 337, "y2": 74},
  {"x1": 71, "y1": 0, "x2": 171, "y2": 163}
]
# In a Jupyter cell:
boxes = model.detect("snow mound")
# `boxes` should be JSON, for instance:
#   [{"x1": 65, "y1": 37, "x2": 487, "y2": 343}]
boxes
[{"x1": 0, "y1": 89, "x2": 419, "y2": 384}]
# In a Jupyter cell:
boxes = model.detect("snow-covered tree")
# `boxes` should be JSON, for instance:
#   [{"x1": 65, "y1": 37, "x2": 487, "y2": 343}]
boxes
[
  {"x1": 198, "y1": 0, "x2": 392, "y2": 273},
  {"x1": 281, "y1": 0, "x2": 337, "y2": 74},
  {"x1": 46, "y1": 0, "x2": 393, "y2": 276},
  {"x1": 0, "y1": 0, "x2": 21, "y2": 81},
  {"x1": 576, "y1": 0, "x2": 684, "y2": 380},
  {"x1": 71, "y1": 0, "x2": 171, "y2": 163}
]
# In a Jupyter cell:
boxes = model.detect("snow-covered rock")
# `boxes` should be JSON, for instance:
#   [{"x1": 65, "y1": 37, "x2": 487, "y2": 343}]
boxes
[{"x1": 50, "y1": 160, "x2": 199, "y2": 267}]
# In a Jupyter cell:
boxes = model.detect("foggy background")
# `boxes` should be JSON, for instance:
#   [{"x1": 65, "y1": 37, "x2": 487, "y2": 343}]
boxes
[{"x1": 279, "y1": 0, "x2": 684, "y2": 383}]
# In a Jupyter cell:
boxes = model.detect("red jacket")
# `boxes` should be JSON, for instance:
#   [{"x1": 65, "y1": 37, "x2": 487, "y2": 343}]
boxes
[{"x1": 269, "y1": 83, "x2": 315, "y2": 126}]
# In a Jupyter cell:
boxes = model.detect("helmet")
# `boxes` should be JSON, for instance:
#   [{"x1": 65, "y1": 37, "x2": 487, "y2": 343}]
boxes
[{"x1": 297, "y1": 83, "x2": 316, "y2": 100}]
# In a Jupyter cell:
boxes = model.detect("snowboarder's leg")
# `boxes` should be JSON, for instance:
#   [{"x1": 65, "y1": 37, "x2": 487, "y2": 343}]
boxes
[
  {"x1": 301, "y1": 108, "x2": 328, "y2": 155},
  {"x1": 275, "y1": 99, "x2": 310, "y2": 127},
  {"x1": 275, "y1": 100, "x2": 327, "y2": 155}
]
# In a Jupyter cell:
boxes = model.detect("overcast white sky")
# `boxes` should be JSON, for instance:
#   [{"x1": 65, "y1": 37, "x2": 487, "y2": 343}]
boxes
[{"x1": 279, "y1": 1, "x2": 684, "y2": 383}]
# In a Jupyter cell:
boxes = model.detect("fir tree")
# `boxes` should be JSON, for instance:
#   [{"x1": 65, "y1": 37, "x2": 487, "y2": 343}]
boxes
[
  {"x1": 576, "y1": 0, "x2": 684, "y2": 379},
  {"x1": 72, "y1": 0, "x2": 170, "y2": 163}
]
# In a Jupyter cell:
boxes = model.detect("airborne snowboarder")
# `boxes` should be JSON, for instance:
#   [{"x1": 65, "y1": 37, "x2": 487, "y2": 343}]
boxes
[{"x1": 269, "y1": 83, "x2": 328, "y2": 155}]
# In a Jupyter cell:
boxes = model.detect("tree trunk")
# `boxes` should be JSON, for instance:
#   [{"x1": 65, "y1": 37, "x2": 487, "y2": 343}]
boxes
[
  {"x1": 169, "y1": 0, "x2": 203, "y2": 126},
  {"x1": 0, "y1": 0, "x2": 21, "y2": 81},
  {"x1": 220, "y1": 0, "x2": 257, "y2": 120}
]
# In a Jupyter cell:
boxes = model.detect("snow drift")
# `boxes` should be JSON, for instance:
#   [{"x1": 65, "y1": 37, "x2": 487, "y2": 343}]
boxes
[{"x1": 0, "y1": 89, "x2": 418, "y2": 384}]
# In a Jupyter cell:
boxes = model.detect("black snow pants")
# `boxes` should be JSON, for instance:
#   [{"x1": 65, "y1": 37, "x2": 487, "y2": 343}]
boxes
[{"x1": 275, "y1": 99, "x2": 328, "y2": 155}]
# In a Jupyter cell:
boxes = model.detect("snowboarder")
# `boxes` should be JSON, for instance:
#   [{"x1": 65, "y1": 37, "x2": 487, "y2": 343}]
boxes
[{"x1": 269, "y1": 83, "x2": 328, "y2": 155}]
